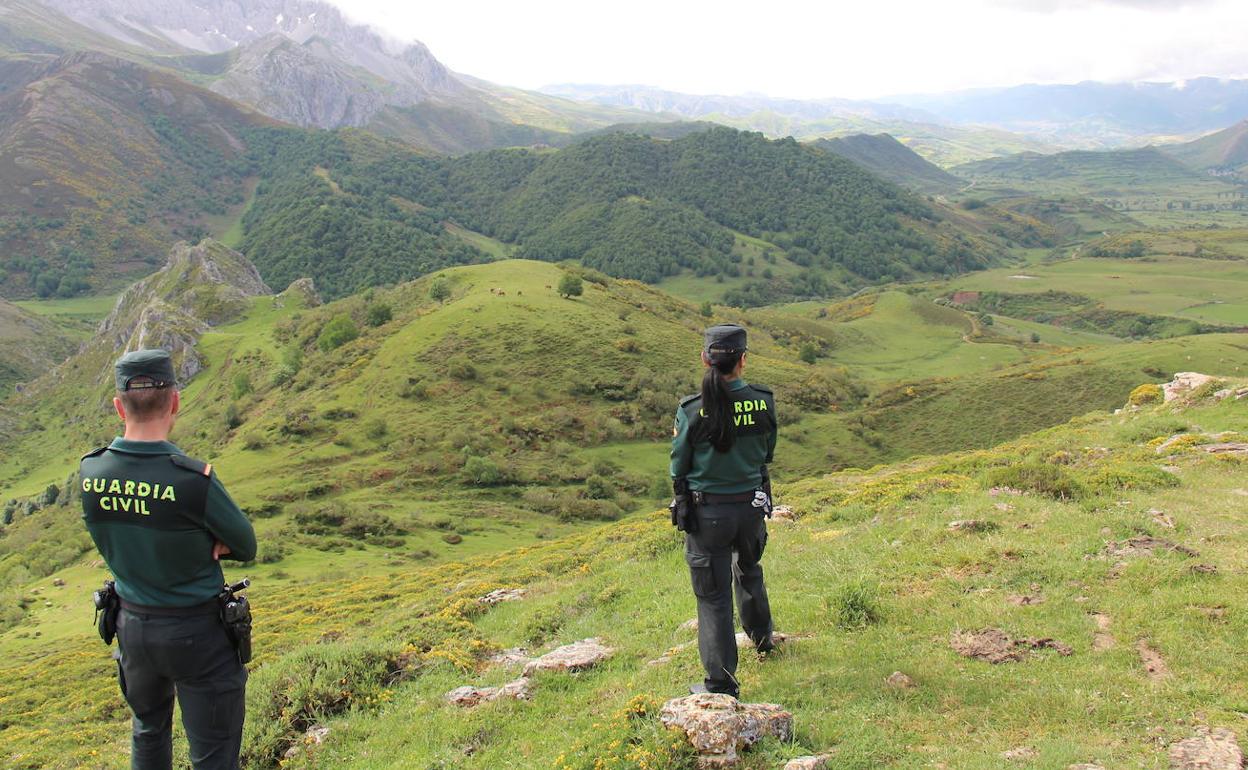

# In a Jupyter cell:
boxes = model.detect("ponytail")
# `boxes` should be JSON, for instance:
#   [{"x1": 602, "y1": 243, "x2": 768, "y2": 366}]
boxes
[{"x1": 700, "y1": 352, "x2": 740, "y2": 453}]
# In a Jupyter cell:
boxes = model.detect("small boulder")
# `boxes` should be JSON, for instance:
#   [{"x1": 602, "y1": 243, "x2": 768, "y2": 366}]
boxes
[
  {"x1": 445, "y1": 677, "x2": 532, "y2": 708},
  {"x1": 486, "y1": 647, "x2": 533, "y2": 668},
  {"x1": 659, "y1": 693, "x2": 792, "y2": 768},
  {"x1": 523, "y1": 638, "x2": 612, "y2": 675},
  {"x1": 1068, "y1": 765, "x2": 1105, "y2": 770},
  {"x1": 885, "y1": 671, "x2": 916, "y2": 689},
  {"x1": 948, "y1": 519, "x2": 997, "y2": 533},
  {"x1": 478, "y1": 588, "x2": 527, "y2": 606},
  {"x1": 1169, "y1": 727, "x2": 1243, "y2": 770},
  {"x1": 679, "y1": 617, "x2": 700, "y2": 632},
  {"x1": 770, "y1": 505, "x2": 797, "y2": 522},
  {"x1": 52, "y1": 578, "x2": 65, "y2": 587},
  {"x1": 1002, "y1": 746, "x2": 1037, "y2": 761}
]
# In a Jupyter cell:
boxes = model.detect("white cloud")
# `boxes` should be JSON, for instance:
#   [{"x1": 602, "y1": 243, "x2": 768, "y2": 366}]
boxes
[{"x1": 325, "y1": 0, "x2": 1248, "y2": 99}]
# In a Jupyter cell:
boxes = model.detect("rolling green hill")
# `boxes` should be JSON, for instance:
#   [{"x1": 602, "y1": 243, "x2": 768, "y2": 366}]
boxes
[
  {"x1": 5, "y1": 358, "x2": 1248, "y2": 767},
  {"x1": 0, "y1": 298, "x2": 79, "y2": 392},
  {"x1": 810, "y1": 134, "x2": 962, "y2": 194},
  {"x1": 952, "y1": 147, "x2": 1241, "y2": 207},
  {"x1": 1164, "y1": 119, "x2": 1248, "y2": 176}
]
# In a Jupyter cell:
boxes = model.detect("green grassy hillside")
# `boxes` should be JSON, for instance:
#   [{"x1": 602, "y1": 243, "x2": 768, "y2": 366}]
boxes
[
  {"x1": 952, "y1": 148, "x2": 1244, "y2": 216},
  {"x1": 1163, "y1": 120, "x2": 1248, "y2": 176},
  {"x1": 811, "y1": 134, "x2": 962, "y2": 195},
  {"x1": 5, "y1": 368, "x2": 1248, "y2": 768},
  {"x1": 0, "y1": 298, "x2": 80, "y2": 392}
]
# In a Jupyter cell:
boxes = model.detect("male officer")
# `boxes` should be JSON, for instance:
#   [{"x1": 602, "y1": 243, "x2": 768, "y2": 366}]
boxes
[
  {"x1": 81, "y1": 349, "x2": 256, "y2": 770},
  {"x1": 670, "y1": 324, "x2": 777, "y2": 698}
]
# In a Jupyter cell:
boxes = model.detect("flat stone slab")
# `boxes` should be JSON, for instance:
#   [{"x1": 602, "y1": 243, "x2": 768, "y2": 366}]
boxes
[
  {"x1": 523, "y1": 638, "x2": 613, "y2": 675},
  {"x1": 951, "y1": 628, "x2": 1072, "y2": 664},
  {"x1": 660, "y1": 693, "x2": 792, "y2": 768},
  {"x1": 1104, "y1": 536, "x2": 1197, "y2": 559},
  {"x1": 445, "y1": 676, "x2": 532, "y2": 708},
  {"x1": 1169, "y1": 727, "x2": 1243, "y2": 769},
  {"x1": 784, "y1": 755, "x2": 832, "y2": 770}
]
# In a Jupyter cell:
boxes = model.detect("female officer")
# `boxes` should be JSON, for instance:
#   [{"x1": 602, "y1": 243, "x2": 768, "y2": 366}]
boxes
[{"x1": 670, "y1": 323, "x2": 777, "y2": 698}]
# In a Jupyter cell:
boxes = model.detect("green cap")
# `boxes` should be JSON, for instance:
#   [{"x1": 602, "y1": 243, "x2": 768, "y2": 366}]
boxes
[
  {"x1": 704, "y1": 324, "x2": 747, "y2": 355},
  {"x1": 114, "y1": 349, "x2": 176, "y2": 391}
]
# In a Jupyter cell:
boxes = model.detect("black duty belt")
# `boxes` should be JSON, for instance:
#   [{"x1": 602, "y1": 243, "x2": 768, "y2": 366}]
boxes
[
  {"x1": 694, "y1": 491, "x2": 759, "y2": 504},
  {"x1": 120, "y1": 598, "x2": 220, "y2": 617}
]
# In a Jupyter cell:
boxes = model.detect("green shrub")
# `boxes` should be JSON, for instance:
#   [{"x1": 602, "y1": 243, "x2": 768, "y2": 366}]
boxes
[
  {"x1": 242, "y1": 641, "x2": 406, "y2": 766},
  {"x1": 448, "y1": 356, "x2": 477, "y2": 381},
  {"x1": 985, "y1": 462, "x2": 1084, "y2": 500},
  {"x1": 799, "y1": 342, "x2": 818, "y2": 364},
  {"x1": 700, "y1": 301, "x2": 713, "y2": 317},
  {"x1": 463, "y1": 456, "x2": 503, "y2": 485},
  {"x1": 429, "y1": 278, "x2": 451, "y2": 303},
  {"x1": 524, "y1": 606, "x2": 566, "y2": 644},
  {"x1": 231, "y1": 372, "x2": 253, "y2": 400},
  {"x1": 584, "y1": 474, "x2": 616, "y2": 500},
  {"x1": 558, "y1": 273, "x2": 583, "y2": 298},
  {"x1": 365, "y1": 303, "x2": 392, "y2": 327},
  {"x1": 831, "y1": 579, "x2": 881, "y2": 630},
  {"x1": 1083, "y1": 464, "x2": 1180, "y2": 494},
  {"x1": 317, "y1": 315, "x2": 359, "y2": 352},
  {"x1": 364, "y1": 417, "x2": 388, "y2": 440}
]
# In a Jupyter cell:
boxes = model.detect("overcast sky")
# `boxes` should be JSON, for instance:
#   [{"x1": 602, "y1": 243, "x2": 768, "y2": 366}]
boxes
[{"x1": 327, "y1": 0, "x2": 1248, "y2": 100}]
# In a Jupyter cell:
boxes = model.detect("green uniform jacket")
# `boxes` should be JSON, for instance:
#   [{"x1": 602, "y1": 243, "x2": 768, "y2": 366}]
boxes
[
  {"x1": 80, "y1": 438, "x2": 256, "y2": 607},
  {"x1": 670, "y1": 379, "x2": 777, "y2": 494}
]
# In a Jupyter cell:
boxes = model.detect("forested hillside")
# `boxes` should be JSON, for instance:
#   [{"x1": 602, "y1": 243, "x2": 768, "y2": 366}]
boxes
[
  {"x1": 0, "y1": 51, "x2": 273, "y2": 297},
  {"x1": 241, "y1": 127, "x2": 999, "y2": 301}
]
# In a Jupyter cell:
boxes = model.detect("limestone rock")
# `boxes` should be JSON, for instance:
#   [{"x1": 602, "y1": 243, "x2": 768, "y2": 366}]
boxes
[
  {"x1": 1163, "y1": 373, "x2": 1216, "y2": 402},
  {"x1": 445, "y1": 676, "x2": 532, "y2": 708},
  {"x1": 478, "y1": 588, "x2": 527, "y2": 605},
  {"x1": 951, "y1": 628, "x2": 1073, "y2": 664},
  {"x1": 282, "y1": 724, "x2": 332, "y2": 759},
  {"x1": 1002, "y1": 746, "x2": 1037, "y2": 761},
  {"x1": 1104, "y1": 536, "x2": 1197, "y2": 559},
  {"x1": 660, "y1": 693, "x2": 792, "y2": 768},
  {"x1": 1201, "y1": 443, "x2": 1248, "y2": 455},
  {"x1": 1068, "y1": 764, "x2": 1106, "y2": 770},
  {"x1": 734, "y1": 631, "x2": 801, "y2": 649},
  {"x1": 885, "y1": 671, "x2": 916, "y2": 689},
  {"x1": 948, "y1": 519, "x2": 996, "y2": 533},
  {"x1": 784, "y1": 755, "x2": 832, "y2": 770},
  {"x1": 523, "y1": 638, "x2": 612, "y2": 675},
  {"x1": 1169, "y1": 727, "x2": 1243, "y2": 769},
  {"x1": 770, "y1": 505, "x2": 797, "y2": 522},
  {"x1": 486, "y1": 647, "x2": 533, "y2": 668},
  {"x1": 679, "y1": 617, "x2": 700, "y2": 632}
]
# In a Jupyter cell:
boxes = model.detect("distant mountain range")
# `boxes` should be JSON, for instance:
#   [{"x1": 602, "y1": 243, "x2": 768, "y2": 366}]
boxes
[
  {"x1": 545, "y1": 80, "x2": 1248, "y2": 154},
  {"x1": 1, "y1": 0, "x2": 656, "y2": 154}
]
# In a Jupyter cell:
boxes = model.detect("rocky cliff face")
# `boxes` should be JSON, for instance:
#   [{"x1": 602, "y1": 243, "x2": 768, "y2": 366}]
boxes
[
  {"x1": 96, "y1": 239, "x2": 271, "y2": 383},
  {"x1": 41, "y1": 0, "x2": 476, "y2": 129}
]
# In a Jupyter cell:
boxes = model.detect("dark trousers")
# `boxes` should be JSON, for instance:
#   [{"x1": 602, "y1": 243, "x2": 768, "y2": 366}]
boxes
[
  {"x1": 116, "y1": 608, "x2": 247, "y2": 770},
  {"x1": 684, "y1": 500, "x2": 773, "y2": 696}
]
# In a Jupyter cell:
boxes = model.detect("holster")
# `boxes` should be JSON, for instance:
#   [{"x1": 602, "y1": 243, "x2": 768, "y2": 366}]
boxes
[
  {"x1": 669, "y1": 477, "x2": 698, "y2": 533},
  {"x1": 92, "y1": 580, "x2": 120, "y2": 645},
  {"x1": 759, "y1": 466, "x2": 774, "y2": 518},
  {"x1": 219, "y1": 593, "x2": 253, "y2": 665}
]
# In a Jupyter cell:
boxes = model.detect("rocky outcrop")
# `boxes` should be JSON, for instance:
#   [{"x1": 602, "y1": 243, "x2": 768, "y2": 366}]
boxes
[
  {"x1": 784, "y1": 756, "x2": 832, "y2": 770},
  {"x1": 278, "y1": 277, "x2": 321, "y2": 308},
  {"x1": 96, "y1": 240, "x2": 270, "y2": 384},
  {"x1": 1169, "y1": 727, "x2": 1243, "y2": 769},
  {"x1": 659, "y1": 693, "x2": 792, "y2": 769},
  {"x1": 1164, "y1": 372, "x2": 1218, "y2": 402}
]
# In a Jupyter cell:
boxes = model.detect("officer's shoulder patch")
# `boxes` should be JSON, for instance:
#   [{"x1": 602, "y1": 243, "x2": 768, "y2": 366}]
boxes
[
  {"x1": 679, "y1": 392, "x2": 701, "y2": 408},
  {"x1": 80, "y1": 447, "x2": 108, "y2": 462},
  {"x1": 169, "y1": 454, "x2": 212, "y2": 477},
  {"x1": 749, "y1": 383, "x2": 773, "y2": 395}
]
